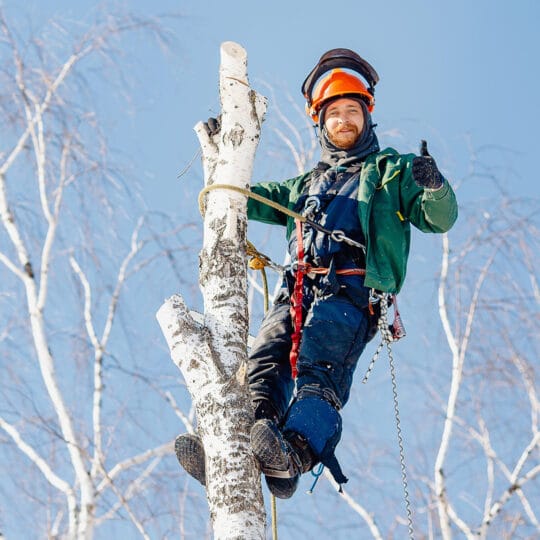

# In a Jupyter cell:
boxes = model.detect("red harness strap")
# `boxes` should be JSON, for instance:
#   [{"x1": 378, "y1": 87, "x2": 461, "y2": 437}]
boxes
[
  {"x1": 289, "y1": 219, "x2": 305, "y2": 379},
  {"x1": 289, "y1": 218, "x2": 366, "y2": 379}
]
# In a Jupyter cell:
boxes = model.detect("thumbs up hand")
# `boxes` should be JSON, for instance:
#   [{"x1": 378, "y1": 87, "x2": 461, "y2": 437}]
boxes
[
  {"x1": 412, "y1": 140, "x2": 444, "y2": 190},
  {"x1": 419, "y1": 140, "x2": 430, "y2": 157}
]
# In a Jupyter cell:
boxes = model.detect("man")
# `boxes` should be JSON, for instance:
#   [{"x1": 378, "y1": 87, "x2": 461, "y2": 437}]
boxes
[{"x1": 175, "y1": 50, "x2": 458, "y2": 499}]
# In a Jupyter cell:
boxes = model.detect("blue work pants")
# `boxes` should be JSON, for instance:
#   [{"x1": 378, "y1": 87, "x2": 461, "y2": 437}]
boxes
[{"x1": 248, "y1": 273, "x2": 372, "y2": 420}]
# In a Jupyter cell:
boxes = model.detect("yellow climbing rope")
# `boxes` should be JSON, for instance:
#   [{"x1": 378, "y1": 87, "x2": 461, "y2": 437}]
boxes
[
  {"x1": 200, "y1": 183, "x2": 286, "y2": 315},
  {"x1": 253, "y1": 241, "x2": 277, "y2": 540},
  {"x1": 198, "y1": 183, "x2": 306, "y2": 223},
  {"x1": 247, "y1": 240, "x2": 277, "y2": 540},
  {"x1": 199, "y1": 183, "x2": 367, "y2": 253},
  {"x1": 271, "y1": 494, "x2": 278, "y2": 540}
]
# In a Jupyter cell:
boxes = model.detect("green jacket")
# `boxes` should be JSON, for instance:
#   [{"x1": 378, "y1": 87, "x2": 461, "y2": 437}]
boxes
[{"x1": 247, "y1": 147, "x2": 458, "y2": 294}]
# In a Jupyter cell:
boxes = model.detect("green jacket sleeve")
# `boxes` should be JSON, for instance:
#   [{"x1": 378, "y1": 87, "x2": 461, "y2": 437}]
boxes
[
  {"x1": 359, "y1": 149, "x2": 458, "y2": 293},
  {"x1": 247, "y1": 173, "x2": 310, "y2": 228},
  {"x1": 398, "y1": 153, "x2": 458, "y2": 233}
]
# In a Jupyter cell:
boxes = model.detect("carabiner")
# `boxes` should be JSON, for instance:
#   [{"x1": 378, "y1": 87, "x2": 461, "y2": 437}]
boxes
[{"x1": 303, "y1": 196, "x2": 320, "y2": 219}]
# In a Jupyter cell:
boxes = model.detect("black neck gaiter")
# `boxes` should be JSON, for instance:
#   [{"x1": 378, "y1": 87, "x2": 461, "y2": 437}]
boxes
[{"x1": 317, "y1": 101, "x2": 380, "y2": 170}]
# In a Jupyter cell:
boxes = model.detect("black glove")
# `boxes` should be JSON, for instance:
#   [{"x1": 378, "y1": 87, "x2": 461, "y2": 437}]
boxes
[
  {"x1": 412, "y1": 140, "x2": 444, "y2": 190},
  {"x1": 203, "y1": 116, "x2": 221, "y2": 137}
]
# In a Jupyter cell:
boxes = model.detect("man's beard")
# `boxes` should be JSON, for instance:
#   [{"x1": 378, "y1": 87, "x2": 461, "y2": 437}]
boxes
[{"x1": 326, "y1": 123, "x2": 361, "y2": 149}]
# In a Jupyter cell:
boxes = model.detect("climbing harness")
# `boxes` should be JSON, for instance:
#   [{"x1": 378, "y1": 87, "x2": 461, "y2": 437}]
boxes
[
  {"x1": 289, "y1": 218, "x2": 305, "y2": 379},
  {"x1": 199, "y1": 183, "x2": 367, "y2": 380},
  {"x1": 289, "y1": 215, "x2": 366, "y2": 379}
]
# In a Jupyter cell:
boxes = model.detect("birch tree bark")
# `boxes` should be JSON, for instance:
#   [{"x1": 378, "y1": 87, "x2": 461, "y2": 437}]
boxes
[{"x1": 157, "y1": 42, "x2": 267, "y2": 539}]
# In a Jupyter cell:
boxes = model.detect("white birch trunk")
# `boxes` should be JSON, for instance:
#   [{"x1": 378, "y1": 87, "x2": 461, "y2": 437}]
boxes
[{"x1": 157, "y1": 42, "x2": 267, "y2": 539}]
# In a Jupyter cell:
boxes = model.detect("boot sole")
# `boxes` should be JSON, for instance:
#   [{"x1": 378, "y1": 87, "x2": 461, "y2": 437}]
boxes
[
  {"x1": 174, "y1": 433, "x2": 206, "y2": 486},
  {"x1": 250, "y1": 420, "x2": 291, "y2": 474}
]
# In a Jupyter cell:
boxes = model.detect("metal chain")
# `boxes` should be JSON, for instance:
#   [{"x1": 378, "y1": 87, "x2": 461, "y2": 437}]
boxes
[
  {"x1": 302, "y1": 195, "x2": 366, "y2": 251},
  {"x1": 329, "y1": 229, "x2": 366, "y2": 250},
  {"x1": 364, "y1": 292, "x2": 415, "y2": 540},
  {"x1": 388, "y1": 342, "x2": 414, "y2": 540},
  {"x1": 362, "y1": 292, "x2": 392, "y2": 384}
]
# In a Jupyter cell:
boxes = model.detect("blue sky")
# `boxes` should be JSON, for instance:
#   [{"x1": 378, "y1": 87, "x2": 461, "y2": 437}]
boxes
[
  {"x1": 152, "y1": 0, "x2": 538, "y2": 211},
  {"x1": 16, "y1": 0, "x2": 539, "y2": 214},
  {"x1": 145, "y1": 0, "x2": 538, "y2": 207},
  {"x1": 4, "y1": 1, "x2": 539, "y2": 537}
]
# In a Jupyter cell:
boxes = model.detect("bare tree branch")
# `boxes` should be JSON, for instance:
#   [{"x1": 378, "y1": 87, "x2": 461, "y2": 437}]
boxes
[{"x1": 324, "y1": 469, "x2": 384, "y2": 540}]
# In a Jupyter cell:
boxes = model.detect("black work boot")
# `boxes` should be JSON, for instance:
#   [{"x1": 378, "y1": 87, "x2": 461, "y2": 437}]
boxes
[
  {"x1": 264, "y1": 431, "x2": 316, "y2": 498},
  {"x1": 285, "y1": 431, "x2": 316, "y2": 473},
  {"x1": 264, "y1": 475, "x2": 300, "y2": 499},
  {"x1": 250, "y1": 419, "x2": 312, "y2": 499},
  {"x1": 174, "y1": 433, "x2": 206, "y2": 486}
]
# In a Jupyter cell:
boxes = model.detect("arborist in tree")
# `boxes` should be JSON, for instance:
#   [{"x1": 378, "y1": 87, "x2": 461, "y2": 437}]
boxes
[{"x1": 175, "y1": 48, "x2": 458, "y2": 499}]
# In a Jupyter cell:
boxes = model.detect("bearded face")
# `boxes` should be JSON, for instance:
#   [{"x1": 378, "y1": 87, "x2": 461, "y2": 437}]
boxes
[{"x1": 323, "y1": 98, "x2": 365, "y2": 150}]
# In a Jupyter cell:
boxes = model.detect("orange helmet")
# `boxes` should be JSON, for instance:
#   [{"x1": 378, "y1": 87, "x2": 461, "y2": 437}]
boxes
[{"x1": 307, "y1": 69, "x2": 375, "y2": 123}]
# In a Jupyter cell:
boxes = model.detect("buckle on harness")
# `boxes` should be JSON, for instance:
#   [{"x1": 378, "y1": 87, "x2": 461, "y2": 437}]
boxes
[{"x1": 303, "y1": 195, "x2": 320, "y2": 220}]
